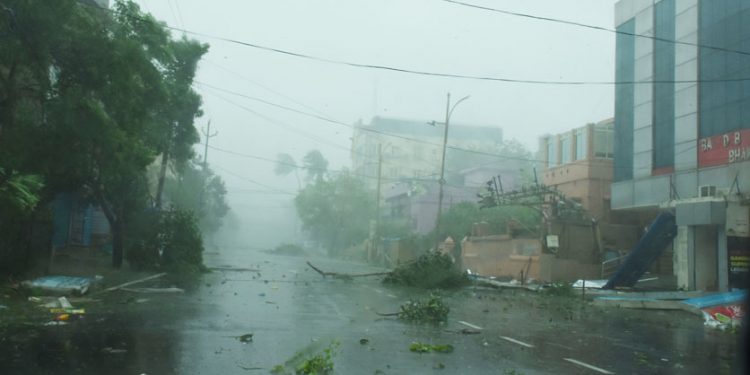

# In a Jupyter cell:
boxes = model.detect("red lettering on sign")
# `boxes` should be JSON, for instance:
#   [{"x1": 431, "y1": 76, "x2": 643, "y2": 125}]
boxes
[{"x1": 698, "y1": 129, "x2": 750, "y2": 168}]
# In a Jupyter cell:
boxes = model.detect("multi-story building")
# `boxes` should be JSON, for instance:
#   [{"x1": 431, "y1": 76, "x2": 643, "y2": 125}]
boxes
[
  {"x1": 612, "y1": 0, "x2": 750, "y2": 291},
  {"x1": 540, "y1": 118, "x2": 615, "y2": 221},
  {"x1": 351, "y1": 116, "x2": 504, "y2": 189}
]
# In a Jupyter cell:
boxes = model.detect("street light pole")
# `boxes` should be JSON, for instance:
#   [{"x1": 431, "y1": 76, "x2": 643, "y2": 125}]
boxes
[{"x1": 434, "y1": 93, "x2": 470, "y2": 251}]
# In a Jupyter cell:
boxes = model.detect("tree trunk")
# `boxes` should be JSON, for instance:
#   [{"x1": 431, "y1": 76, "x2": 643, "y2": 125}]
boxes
[
  {"x1": 93, "y1": 188, "x2": 124, "y2": 269},
  {"x1": 155, "y1": 149, "x2": 169, "y2": 210},
  {"x1": 111, "y1": 216, "x2": 124, "y2": 268}
]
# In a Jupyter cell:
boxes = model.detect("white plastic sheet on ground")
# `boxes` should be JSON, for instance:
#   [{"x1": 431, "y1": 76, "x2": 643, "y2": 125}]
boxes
[
  {"x1": 571, "y1": 279, "x2": 608, "y2": 289},
  {"x1": 23, "y1": 276, "x2": 96, "y2": 295}
]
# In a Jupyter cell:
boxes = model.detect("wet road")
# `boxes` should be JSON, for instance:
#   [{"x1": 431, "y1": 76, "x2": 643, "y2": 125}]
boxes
[{"x1": 0, "y1": 246, "x2": 741, "y2": 374}]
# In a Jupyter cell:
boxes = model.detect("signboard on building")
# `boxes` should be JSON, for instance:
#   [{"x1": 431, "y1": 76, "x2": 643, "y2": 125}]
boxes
[
  {"x1": 728, "y1": 236, "x2": 749, "y2": 290},
  {"x1": 698, "y1": 129, "x2": 750, "y2": 168}
]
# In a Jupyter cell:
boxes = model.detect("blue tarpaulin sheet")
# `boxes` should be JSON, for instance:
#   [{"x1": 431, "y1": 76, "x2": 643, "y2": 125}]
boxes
[{"x1": 682, "y1": 291, "x2": 747, "y2": 309}]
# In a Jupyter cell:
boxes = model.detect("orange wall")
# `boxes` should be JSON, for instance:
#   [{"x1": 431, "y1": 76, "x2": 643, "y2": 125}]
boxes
[{"x1": 461, "y1": 236, "x2": 541, "y2": 280}]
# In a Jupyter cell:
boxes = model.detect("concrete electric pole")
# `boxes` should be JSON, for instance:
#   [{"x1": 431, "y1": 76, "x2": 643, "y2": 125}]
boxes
[{"x1": 433, "y1": 93, "x2": 470, "y2": 251}]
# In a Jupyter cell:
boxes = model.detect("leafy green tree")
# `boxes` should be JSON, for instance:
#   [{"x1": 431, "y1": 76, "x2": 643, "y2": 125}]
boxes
[
  {"x1": 434, "y1": 202, "x2": 540, "y2": 250},
  {"x1": 274, "y1": 152, "x2": 301, "y2": 189},
  {"x1": 163, "y1": 160, "x2": 229, "y2": 235},
  {"x1": 295, "y1": 172, "x2": 374, "y2": 254},
  {"x1": 302, "y1": 149, "x2": 328, "y2": 182}
]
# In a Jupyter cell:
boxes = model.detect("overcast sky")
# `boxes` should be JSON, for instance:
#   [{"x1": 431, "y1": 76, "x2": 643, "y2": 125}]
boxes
[{"x1": 133, "y1": 0, "x2": 618, "y2": 247}]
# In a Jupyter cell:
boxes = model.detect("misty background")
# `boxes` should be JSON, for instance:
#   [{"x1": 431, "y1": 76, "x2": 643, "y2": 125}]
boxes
[{"x1": 133, "y1": 0, "x2": 617, "y2": 249}]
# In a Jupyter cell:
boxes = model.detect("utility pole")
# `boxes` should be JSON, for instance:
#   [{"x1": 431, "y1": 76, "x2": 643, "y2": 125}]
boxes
[
  {"x1": 376, "y1": 143, "x2": 383, "y2": 228},
  {"x1": 370, "y1": 143, "x2": 383, "y2": 263},
  {"x1": 199, "y1": 120, "x2": 218, "y2": 209},
  {"x1": 433, "y1": 93, "x2": 470, "y2": 251}
]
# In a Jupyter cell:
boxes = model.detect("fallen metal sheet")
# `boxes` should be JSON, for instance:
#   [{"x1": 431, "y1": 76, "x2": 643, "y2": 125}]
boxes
[
  {"x1": 23, "y1": 276, "x2": 95, "y2": 295},
  {"x1": 572, "y1": 279, "x2": 608, "y2": 289}
]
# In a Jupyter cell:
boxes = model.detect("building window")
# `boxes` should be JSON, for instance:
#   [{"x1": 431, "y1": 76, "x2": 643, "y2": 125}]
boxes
[
  {"x1": 594, "y1": 122, "x2": 615, "y2": 159},
  {"x1": 560, "y1": 134, "x2": 571, "y2": 164},
  {"x1": 575, "y1": 129, "x2": 587, "y2": 160},
  {"x1": 653, "y1": 0, "x2": 676, "y2": 169},
  {"x1": 614, "y1": 19, "x2": 636, "y2": 181},
  {"x1": 547, "y1": 139, "x2": 557, "y2": 167},
  {"x1": 699, "y1": 0, "x2": 750, "y2": 138}
]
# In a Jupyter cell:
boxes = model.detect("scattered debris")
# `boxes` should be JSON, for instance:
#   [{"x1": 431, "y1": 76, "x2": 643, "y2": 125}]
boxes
[
  {"x1": 209, "y1": 266, "x2": 261, "y2": 272},
  {"x1": 682, "y1": 291, "x2": 746, "y2": 330},
  {"x1": 92, "y1": 273, "x2": 167, "y2": 295},
  {"x1": 409, "y1": 342, "x2": 454, "y2": 353},
  {"x1": 306, "y1": 261, "x2": 390, "y2": 280},
  {"x1": 383, "y1": 251, "x2": 469, "y2": 289},
  {"x1": 236, "y1": 363, "x2": 263, "y2": 371},
  {"x1": 226, "y1": 333, "x2": 254, "y2": 343},
  {"x1": 120, "y1": 287, "x2": 185, "y2": 294},
  {"x1": 445, "y1": 328, "x2": 481, "y2": 335},
  {"x1": 102, "y1": 347, "x2": 128, "y2": 354},
  {"x1": 457, "y1": 321, "x2": 483, "y2": 330},
  {"x1": 378, "y1": 294, "x2": 449, "y2": 324},
  {"x1": 58, "y1": 296, "x2": 73, "y2": 309}
]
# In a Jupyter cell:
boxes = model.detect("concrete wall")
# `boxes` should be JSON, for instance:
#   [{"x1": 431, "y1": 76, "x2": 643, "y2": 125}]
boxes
[
  {"x1": 538, "y1": 254, "x2": 602, "y2": 283},
  {"x1": 461, "y1": 236, "x2": 540, "y2": 280},
  {"x1": 694, "y1": 225, "x2": 719, "y2": 291}
]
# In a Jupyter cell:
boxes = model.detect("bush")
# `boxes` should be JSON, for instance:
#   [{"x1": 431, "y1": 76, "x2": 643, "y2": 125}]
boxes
[
  {"x1": 383, "y1": 251, "x2": 469, "y2": 289},
  {"x1": 541, "y1": 282, "x2": 575, "y2": 297},
  {"x1": 126, "y1": 208, "x2": 206, "y2": 288},
  {"x1": 399, "y1": 294, "x2": 450, "y2": 324}
]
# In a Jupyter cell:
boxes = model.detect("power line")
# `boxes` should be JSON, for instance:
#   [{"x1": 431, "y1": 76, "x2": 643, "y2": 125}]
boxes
[
  {"x1": 172, "y1": 25, "x2": 750, "y2": 85},
  {"x1": 83, "y1": 1, "x2": 750, "y2": 86},
  {"x1": 202, "y1": 58, "x2": 331, "y2": 118},
  {"x1": 440, "y1": 0, "x2": 750, "y2": 58},
  {"x1": 211, "y1": 164, "x2": 295, "y2": 195},
  {"x1": 198, "y1": 82, "x2": 453, "y2": 170}
]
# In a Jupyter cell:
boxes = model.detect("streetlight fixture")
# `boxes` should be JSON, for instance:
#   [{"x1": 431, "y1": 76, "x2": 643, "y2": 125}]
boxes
[{"x1": 433, "y1": 93, "x2": 470, "y2": 252}]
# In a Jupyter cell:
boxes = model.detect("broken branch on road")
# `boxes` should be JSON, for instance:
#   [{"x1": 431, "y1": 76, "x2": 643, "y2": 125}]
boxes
[{"x1": 306, "y1": 261, "x2": 390, "y2": 280}]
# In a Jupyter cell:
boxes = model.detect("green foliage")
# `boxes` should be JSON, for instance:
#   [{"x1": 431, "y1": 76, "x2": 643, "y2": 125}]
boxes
[
  {"x1": 295, "y1": 171, "x2": 375, "y2": 254},
  {"x1": 398, "y1": 294, "x2": 450, "y2": 324},
  {"x1": 126, "y1": 208, "x2": 206, "y2": 288},
  {"x1": 436, "y1": 202, "x2": 540, "y2": 244},
  {"x1": 271, "y1": 342, "x2": 339, "y2": 375},
  {"x1": 541, "y1": 282, "x2": 575, "y2": 297},
  {"x1": 383, "y1": 251, "x2": 469, "y2": 289},
  {"x1": 409, "y1": 342, "x2": 454, "y2": 353},
  {"x1": 0, "y1": 169, "x2": 43, "y2": 213},
  {"x1": 163, "y1": 161, "x2": 229, "y2": 234},
  {"x1": 302, "y1": 150, "x2": 328, "y2": 182},
  {"x1": 0, "y1": 0, "x2": 209, "y2": 269},
  {"x1": 296, "y1": 343, "x2": 338, "y2": 375}
]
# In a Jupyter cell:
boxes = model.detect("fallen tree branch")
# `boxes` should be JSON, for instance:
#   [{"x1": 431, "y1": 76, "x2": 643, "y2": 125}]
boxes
[
  {"x1": 91, "y1": 273, "x2": 167, "y2": 295},
  {"x1": 306, "y1": 261, "x2": 391, "y2": 279},
  {"x1": 374, "y1": 311, "x2": 400, "y2": 317}
]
